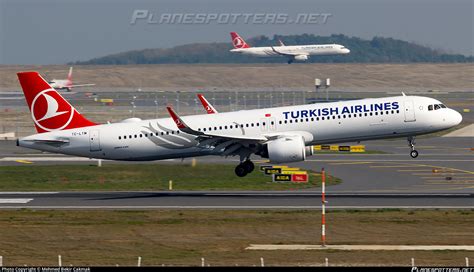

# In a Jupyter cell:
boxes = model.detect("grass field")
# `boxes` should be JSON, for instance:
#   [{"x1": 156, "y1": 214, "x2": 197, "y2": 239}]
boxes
[
  {"x1": 0, "y1": 209, "x2": 472, "y2": 266},
  {"x1": 0, "y1": 163, "x2": 340, "y2": 191},
  {"x1": 1, "y1": 63, "x2": 472, "y2": 89}
]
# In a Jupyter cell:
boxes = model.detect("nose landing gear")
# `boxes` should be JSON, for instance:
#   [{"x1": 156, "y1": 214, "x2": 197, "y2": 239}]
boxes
[
  {"x1": 234, "y1": 160, "x2": 255, "y2": 177},
  {"x1": 408, "y1": 136, "x2": 419, "y2": 158}
]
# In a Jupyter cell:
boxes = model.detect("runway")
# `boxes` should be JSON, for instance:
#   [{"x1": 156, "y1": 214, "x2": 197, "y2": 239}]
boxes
[{"x1": 0, "y1": 191, "x2": 472, "y2": 209}]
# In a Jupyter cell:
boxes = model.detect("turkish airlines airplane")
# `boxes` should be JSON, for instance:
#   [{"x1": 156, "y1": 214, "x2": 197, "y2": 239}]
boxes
[
  {"x1": 48, "y1": 67, "x2": 95, "y2": 92},
  {"x1": 17, "y1": 72, "x2": 462, "y2": 177},
  {"x1": 229, "y1": 32, "x2": 350, "y2": 64}
]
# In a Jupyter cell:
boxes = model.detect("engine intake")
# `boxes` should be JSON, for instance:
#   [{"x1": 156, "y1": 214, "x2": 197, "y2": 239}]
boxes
[
  {"x1": 260, "y1": 135, "x2": 313, "y2": 163},
  {"x1": 294, "y1": 55, "x2": 308, "y2": 61}
]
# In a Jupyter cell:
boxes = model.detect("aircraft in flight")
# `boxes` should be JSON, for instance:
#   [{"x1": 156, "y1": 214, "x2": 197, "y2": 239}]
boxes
[
  {"x1": 229, "y1": 32, "x2": 350, "y2": 64},
  {"x1": 17, "y1": 72, "x2": 462, "y2": 177},
  {"x1": 48, "y1": 67, "x2": 95, "y2": 92}
]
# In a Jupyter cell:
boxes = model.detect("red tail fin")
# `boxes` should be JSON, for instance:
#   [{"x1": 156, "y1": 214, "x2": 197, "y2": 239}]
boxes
[
  {"x1": 17, "y1": 71, "x2": 97, "y2": 133},
  {"x1": 66, "y1": 67, "x2": 73, "y2": 87},
  {"x1": 197, "y1": 94, "x2": 218, "y2": 114},
  {"x1": 230, "y1": 32, "x2": 250, "y2": 49}
]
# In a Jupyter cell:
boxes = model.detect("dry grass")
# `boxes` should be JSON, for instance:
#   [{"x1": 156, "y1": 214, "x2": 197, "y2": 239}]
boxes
[
  {"x1": 0, "y1": 209, "x2": 472, "y2": 266},
  {"x1": 1, "y1": 63, "x2": 473, "y2": 89}
]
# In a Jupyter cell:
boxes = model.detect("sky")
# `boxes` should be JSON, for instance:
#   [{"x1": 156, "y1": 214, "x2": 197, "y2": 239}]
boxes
[{"x1": 0, "y1": 0, "x2": 472, "y2": 64}]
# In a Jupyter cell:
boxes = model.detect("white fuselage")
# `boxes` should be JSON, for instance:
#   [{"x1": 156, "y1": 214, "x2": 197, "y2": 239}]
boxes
[
  {"x1": 230, "y1": 44, "x2": 350, "y2": 58},
  {"x1": 18, "y1": 96, "x2": 462, "y2": 161},
  {"x1": 48, "y1": 79, "x2": 71, "y2": 90}
]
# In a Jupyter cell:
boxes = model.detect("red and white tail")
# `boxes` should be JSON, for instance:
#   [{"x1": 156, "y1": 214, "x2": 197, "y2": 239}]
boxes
[
  {"x1": 17, "y1": 71, "x2": 97, "y2": 133},
  {"x1": 197, "y1": 94, "x2": 218, "y2": 114},
  {"x1": 66, "y1": 67, "x2": 73, "y2": 87},
  {"x1": 230, "y1": 32, "x2": 250, "y2": 49}
]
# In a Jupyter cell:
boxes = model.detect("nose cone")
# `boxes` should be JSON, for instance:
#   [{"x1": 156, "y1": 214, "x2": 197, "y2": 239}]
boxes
[
  {"x1": 341, "y1": 48, "x2": 350, "y2": 54},
  {"x1": 451, "y1": 109, "x2": 463, "y2": 126}
]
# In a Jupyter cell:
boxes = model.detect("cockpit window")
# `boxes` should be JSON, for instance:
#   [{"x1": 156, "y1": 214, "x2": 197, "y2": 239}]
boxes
[
  {"x1": 440, "y1": 104, "x2": 447, "y2": 108},
  {"x1": 428, "y1": 105, "x2": 433, "y2": 111},
  {"x1": 434, "y1": 104, "x2": 441, "y2": 110}
]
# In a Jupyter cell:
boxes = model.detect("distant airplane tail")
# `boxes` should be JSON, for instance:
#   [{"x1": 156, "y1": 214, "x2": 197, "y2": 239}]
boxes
[
  {"x1": 17, "y1": 71, "x2": 97, "y2": 133},
  {"x1": 66, "y1": 67, "x2": 73, "y2": 87},
  {"x1": 230, "y1": 32, "x2": 250, "y2": 49},
  {"x1": 197, "y1": 94, "x2": 218, "y2": 114}
]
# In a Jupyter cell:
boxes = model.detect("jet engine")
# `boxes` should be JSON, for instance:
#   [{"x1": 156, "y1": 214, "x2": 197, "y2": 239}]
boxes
[
  {"x1": 259, "y1": 135, "x2": 313, "y2": 163},
  {"x1": 294, "y1": 55, "x2": 308, "y2": 61}
]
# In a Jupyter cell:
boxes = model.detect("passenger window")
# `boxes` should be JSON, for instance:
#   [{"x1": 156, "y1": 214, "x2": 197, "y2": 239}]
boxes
[
  {"x1": 428, "y1": 105, "x2": 433, "y2": 111},
  {"x1": 118, "y1": 136, "x2": 121, "y2": 140}
]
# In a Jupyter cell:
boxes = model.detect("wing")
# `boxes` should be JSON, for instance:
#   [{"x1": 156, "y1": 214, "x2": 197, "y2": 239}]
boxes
[
  {"x1": 166, "y1": 106, "x2": 266, "y2": 157},
  {"x1": 270, "y1": 46, "x2": 309, "y2": 57},
  {"x1": 69, "y1": 84, "x2": 96, "y2": 88}
]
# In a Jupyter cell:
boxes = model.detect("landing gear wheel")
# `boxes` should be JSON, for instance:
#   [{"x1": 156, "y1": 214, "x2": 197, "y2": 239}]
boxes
[
  {"x1": 235, "y1": 164, "x2": 248, "y2": 177},
  {"x1": 242, "y1": 160, "x2": 255, "y2": 173},
  {"x1": 287, "y1": 59, "x2": 293, "y2": 64},
  {"x1": 407, "y1": 136, "x2": 418, "y2": 159}
]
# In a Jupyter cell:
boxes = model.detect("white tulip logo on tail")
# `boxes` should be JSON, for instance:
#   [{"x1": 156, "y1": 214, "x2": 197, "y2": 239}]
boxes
[
  {"x1": 31, "y1": 89, "x2": 74, "y2": 132},
  {"x1": 233, "y1": 37, "x2": 245, "y2": 48}
]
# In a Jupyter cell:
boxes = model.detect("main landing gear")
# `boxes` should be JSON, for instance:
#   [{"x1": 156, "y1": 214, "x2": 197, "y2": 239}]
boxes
[
  {"x1": 235, "y1": 160, "x2": 255, "y2": 177},
  {"x1": 287, "y1": 59, "x2": 293, "y2": 64},
  {"x1": 407, "y1": 136, "x2": 419, "y2": 158}
]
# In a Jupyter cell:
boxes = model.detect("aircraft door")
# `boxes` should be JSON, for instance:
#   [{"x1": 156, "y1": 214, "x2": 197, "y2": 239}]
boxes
[
  {"x1": 403, "y1": 100, "x2": 416, "y2": 122},
  {"x1": 89, "y1": 129, "x2": 101, "y2": 151},
  {"x1": 269, "y1": 117, "x2": 277, "y2": 131}
]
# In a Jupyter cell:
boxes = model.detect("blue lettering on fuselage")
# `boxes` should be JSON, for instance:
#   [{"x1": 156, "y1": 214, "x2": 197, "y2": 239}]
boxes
[{"x1": 282, "y1": 101, "x2": 400, "y2": 119}]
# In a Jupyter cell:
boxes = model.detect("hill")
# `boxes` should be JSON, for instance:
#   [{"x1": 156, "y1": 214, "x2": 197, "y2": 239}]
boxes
[{"x1": 74, "y1": 34, "x2": 473, "y2": 65}]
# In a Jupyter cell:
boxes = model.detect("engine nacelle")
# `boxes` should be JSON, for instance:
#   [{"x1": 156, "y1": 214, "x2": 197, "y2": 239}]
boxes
[
  {"x1": 264, "y1": 135, "x2": 312, "y2": 163},
  {"x1": 294, "y1": 55, "x2": 308, "y2": 61}
]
